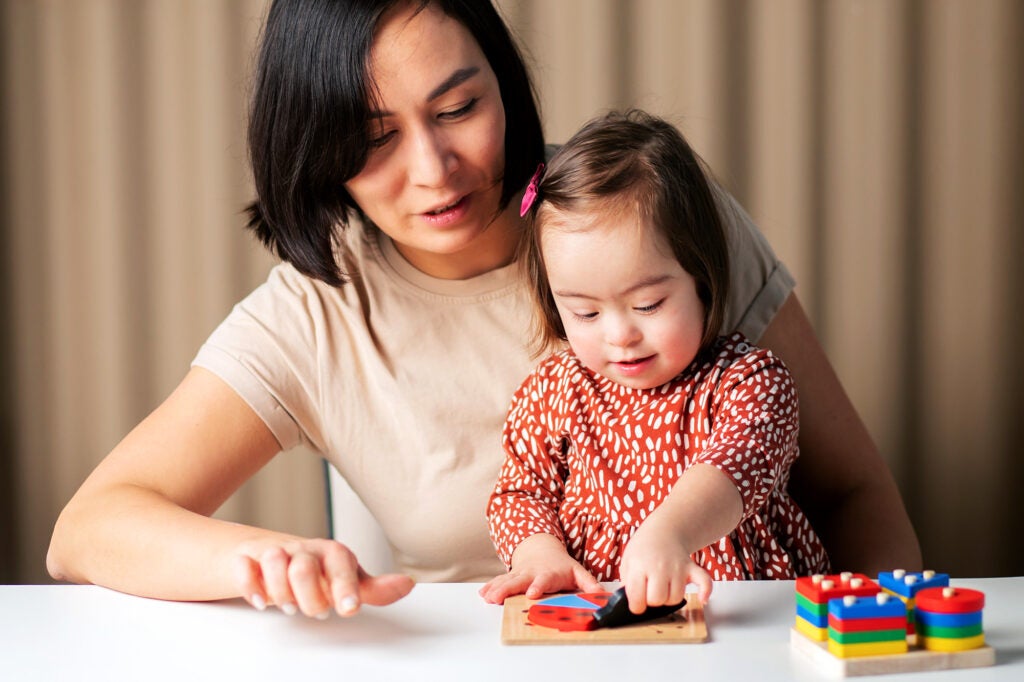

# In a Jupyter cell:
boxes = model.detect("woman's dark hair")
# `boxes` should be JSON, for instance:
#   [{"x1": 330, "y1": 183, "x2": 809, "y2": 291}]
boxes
[
  {"x1": 246, "y1": 0, "x2": 544, "y2": 286},
  {"x1": 521, "y1": 109, "x2": 729, "y2": 357}
]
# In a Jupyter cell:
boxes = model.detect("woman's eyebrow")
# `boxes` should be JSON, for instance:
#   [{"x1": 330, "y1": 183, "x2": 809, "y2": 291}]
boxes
[
  {"x1": 369, "y1": 67, "x2": 481, "y2": 119},
  {"x1": 427, "y1": 66, "x2": 480, "y2": 101}
]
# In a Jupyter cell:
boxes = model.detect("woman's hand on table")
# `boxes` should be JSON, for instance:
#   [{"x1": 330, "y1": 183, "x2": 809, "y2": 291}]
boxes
[{"x1": 234, "y1": 537, "x2": 415, "y2": 618}]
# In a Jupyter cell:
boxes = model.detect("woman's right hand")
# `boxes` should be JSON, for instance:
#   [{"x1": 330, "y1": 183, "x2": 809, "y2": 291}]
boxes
[
  {"x1": 47, "y1": 367, "x2": 413, "y2": 612},
  {"x1": 234, "y1": 538, "x2": 415, "y2": 618}
]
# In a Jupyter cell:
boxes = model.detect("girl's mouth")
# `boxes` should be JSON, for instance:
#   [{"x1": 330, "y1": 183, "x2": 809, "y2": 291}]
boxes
[{"x1": 614, "y1": 355, "x2": 655, "y2": 375}]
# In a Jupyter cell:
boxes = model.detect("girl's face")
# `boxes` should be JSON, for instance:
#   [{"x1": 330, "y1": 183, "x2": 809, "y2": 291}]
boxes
[
  {"x1": 344, "y1": 2, "x2": 516, "y2": 280},
  {"x1": 541, "y1": 208, "x2": 706, "y2": 390}
]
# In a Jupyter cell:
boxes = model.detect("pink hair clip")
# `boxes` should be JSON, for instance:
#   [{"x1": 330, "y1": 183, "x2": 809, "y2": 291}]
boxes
[{"x1": 519, "y1": 163, "x2": 545, "y2": 217}]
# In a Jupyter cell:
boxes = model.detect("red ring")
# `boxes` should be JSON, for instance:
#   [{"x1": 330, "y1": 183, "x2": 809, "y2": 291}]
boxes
[{"x1": 915, "y1": 587, "x2": 985, "y2": 614}]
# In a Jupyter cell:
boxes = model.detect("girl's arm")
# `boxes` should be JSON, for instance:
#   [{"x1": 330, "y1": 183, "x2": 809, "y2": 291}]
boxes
[
  {"x1": 481, "y1": 373, "x2": 602, "y2": 603},
  {"x1": 46, "y1": 367, "x2": 413, "y2": 616},
  {"x1": 619, "y1": 463, "x2": 736, "y2": 610},
  {"x1": 622, "y1": 347, "x2": 798, "y2": 611},
  {"x1": 759, "y1": 294, "x2": 922, "y2": 574}
]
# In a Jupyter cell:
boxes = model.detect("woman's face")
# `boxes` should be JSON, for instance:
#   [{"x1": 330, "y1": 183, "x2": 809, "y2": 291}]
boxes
[{"x1": 344, "y1": 2, "x2": 515, "y2": 280}]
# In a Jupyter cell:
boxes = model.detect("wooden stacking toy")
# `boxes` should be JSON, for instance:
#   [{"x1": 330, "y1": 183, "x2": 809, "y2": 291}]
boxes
[
  {"x1": 878, "y1": 569, "x2": 949, "y2": 639},
  {"x1": 827, "y1": 593, "x2": 908, "y2": 658},
  {"x1": 915, "y1": 586, "x2": 986, "y2": 652},
  {"x1": 791, "y1": 569, "x2": 995, "y2": 676},
  {"x1": 795, "y1": 572, "x2": 879, "y2": 641}
]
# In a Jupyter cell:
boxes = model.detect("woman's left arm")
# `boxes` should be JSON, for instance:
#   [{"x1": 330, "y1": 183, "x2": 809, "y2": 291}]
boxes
[{"x1": 759, "y1": 293, "x2": 922, "y2": 574}]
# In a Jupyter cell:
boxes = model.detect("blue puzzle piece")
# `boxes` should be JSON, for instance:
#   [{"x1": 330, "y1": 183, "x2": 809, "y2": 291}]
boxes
[{"x1": 535, "y1": 594, "x2": 602, "y2": 610}]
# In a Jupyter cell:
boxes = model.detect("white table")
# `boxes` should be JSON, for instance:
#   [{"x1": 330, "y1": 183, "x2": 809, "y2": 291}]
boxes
[{"x1": 1, "y1": 578, "x2": 1021, "y2": 681}]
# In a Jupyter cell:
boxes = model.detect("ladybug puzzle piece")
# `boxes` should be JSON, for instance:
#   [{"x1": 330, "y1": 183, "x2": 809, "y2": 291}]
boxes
[{"x1": 526, "y1": 587, "x2": 687, "y2": 632}]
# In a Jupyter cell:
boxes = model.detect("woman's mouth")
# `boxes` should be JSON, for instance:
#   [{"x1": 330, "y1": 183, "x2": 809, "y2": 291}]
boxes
[
  {"x1": 421, "y1": 196, "x2": 470, "y2": 226},
  {"x1": 427, "y1": 199, "x2": 461, "y2": 215}
]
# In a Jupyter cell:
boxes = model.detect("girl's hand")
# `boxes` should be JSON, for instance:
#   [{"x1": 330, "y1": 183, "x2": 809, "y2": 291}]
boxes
[
  {"x1": 619, "y1": 517, "x2": 712, "y2": 614},
  {"x1": 233, "y1": 538, "x2": 415, "y2": 618},
  {"x1": 478, "y1": 533, "x2": 602, "y2": 604}
]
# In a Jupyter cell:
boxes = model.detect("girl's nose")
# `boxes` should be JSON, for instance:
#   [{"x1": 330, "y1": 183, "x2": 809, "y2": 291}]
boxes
[
  {"x1": 407, "y1": 127, "x2": 456, "y2": 188},
  {"x1": 605, "y1": 314, "x2": 642, "y2": 348}
]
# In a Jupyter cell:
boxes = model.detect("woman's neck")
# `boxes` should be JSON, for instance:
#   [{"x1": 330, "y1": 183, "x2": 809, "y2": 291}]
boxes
[{"x1": 392, "y1": 205, "x2": 522, "y2": 280}]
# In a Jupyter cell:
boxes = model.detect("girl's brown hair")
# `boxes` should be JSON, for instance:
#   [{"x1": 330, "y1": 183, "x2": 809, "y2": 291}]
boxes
[{"x1": 521, "y1": 109, "x2": 729, "y2": 357}]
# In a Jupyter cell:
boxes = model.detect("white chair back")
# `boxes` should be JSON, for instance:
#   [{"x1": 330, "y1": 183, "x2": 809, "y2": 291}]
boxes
[{"x1": 325, "y1": 463, "x2": 395, "y2": 575}]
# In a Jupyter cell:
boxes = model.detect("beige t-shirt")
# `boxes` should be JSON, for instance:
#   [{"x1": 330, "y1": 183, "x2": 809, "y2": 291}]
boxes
[{"x1": 192, "y1": 189, "x2": 794, "y2": 582}]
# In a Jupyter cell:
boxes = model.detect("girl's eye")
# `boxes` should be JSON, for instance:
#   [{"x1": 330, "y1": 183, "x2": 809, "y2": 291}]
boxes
[
  {"x1": 571, "y1": 311, "x2": 598, "y2": 322},
  {"x1": 634, "y1": 300, "x2": 664, "y2": 314},
  {"x1": 439, "y1": 98, "x2": 478, "y2": 120}
]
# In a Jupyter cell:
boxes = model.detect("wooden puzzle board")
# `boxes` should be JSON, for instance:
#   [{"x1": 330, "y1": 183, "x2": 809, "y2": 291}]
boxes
[
  {"x1": 790, "y1": 629, "x2": 995, "y2": 677},
  {"x1": 501, "y1": 594, "x2": 708, "y2": 645}
]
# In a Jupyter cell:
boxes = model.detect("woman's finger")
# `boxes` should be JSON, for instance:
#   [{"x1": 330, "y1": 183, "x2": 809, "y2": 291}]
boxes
[
  {"x1": 321, "y1": 541, "x2": 362, "y2": 616},
  {"x1": 233, "y1": 554, "x2": 267, "y2": 610},
  {"x1": 259, "y1": 546, "x2": 297, "y2": 615},
  {"x1": 359, "y1": 571, "x2": 415, "y2": 606},
  {"x1": 288, "y1": 551, "x2": 332, "y2": 618}
]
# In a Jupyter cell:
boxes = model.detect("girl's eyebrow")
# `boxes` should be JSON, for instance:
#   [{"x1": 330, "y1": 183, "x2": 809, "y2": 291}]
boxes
[
  {"x1": 369, "y1": 66, "x2": 480, "y2": 118},
  {"x1": 554, "y1": 274, "x2": 673, "y2": 300}
]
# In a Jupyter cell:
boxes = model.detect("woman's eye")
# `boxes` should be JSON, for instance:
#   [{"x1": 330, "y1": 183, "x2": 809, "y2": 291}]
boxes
[
  {"x1": 369, "y1": 130, "x2": 396, "y2": 149},
  {"x1": 440, "y1": 98, "x2": 478, "y2": 120}
]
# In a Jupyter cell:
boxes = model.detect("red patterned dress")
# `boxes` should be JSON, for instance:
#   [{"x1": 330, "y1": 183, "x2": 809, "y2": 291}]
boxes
[{"x1": 487, "y1": 333, "x2": 830, "y2": 581}]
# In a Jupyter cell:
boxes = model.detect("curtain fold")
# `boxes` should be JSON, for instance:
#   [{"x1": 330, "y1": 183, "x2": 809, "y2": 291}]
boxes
[{"x1": 2, "y1": 0, "x2": 1021, "y2": 582}]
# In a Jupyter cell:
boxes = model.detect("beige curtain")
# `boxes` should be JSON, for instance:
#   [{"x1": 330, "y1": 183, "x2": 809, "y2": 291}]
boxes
[{"x1": 2, "y1": 0, "x2": 1021, "y2": 584}]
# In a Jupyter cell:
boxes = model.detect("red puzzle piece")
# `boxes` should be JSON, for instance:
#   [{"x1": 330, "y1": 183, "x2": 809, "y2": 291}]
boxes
[{"x1": 527, "y1": 605, "x2": 599, "y2": 631}]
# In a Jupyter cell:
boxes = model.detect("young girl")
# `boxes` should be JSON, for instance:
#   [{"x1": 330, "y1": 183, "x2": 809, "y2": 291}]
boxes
[{"x1": 482, "y1": 110, "x2": 830, "y2": 612}]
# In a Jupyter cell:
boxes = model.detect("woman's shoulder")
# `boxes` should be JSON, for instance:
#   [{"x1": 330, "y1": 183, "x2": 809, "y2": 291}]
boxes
[{"x1": 701, "y1": 332, "x2": 793, "y2": 385}]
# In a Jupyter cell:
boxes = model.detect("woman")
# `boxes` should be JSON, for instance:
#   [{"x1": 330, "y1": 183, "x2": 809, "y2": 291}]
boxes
[{"x1": 47, "y1": 0, "x2": 920, "y2": 619}]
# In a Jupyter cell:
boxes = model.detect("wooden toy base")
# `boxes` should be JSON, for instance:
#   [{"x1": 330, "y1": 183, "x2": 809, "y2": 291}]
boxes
[
  {"x1": 501, "y1": 594, "x2": 708, "y2": 645},
  {"x1": 790, "y1": 629, "x2": 995, "y2": 677}
]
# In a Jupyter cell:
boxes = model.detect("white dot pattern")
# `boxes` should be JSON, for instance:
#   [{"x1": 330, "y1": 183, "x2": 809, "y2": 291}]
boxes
[{"x1": 487, "y1": 333, "x2": 830, "y2": 581}]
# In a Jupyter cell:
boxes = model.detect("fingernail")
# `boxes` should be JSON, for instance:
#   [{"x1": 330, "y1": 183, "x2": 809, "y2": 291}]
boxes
[
  {"x1": 251, "y1": 594, "x2": 267, "y2": 611},
  {"x1": 315, "y1": 610, "x2": 330, "y2": 621},
  {"x1": 280, "y1": 602, "x2": 297, "y2": 616},
  {"x1": 337, "y1": 596, "x2": 358, "y2": 615}
]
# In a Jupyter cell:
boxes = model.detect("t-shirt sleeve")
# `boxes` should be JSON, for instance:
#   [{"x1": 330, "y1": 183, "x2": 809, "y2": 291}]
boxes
[
  {"x1": 715, "y1": 184, "x2": 796, "y2": 342},
  {"x1": 693, "y1": 347, "x2": 800, "y2": 522},
  {"x1": 190, "y1": 264, "x2": 324, "y2": 453},
  {"x1": 486, "y1": 368, "x2": 567, "y2": 569}
]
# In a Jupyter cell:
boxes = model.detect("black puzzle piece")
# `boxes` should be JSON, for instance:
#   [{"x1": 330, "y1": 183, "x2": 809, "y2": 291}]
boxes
[{"x1": 591, "y1": 586, "x2": 687, "y2": 629}]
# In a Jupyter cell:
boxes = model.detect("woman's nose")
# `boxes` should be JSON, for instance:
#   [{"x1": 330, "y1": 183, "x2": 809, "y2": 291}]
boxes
[{"x1": 407, "y1": 127, "x2": 455, "y2": 188}]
